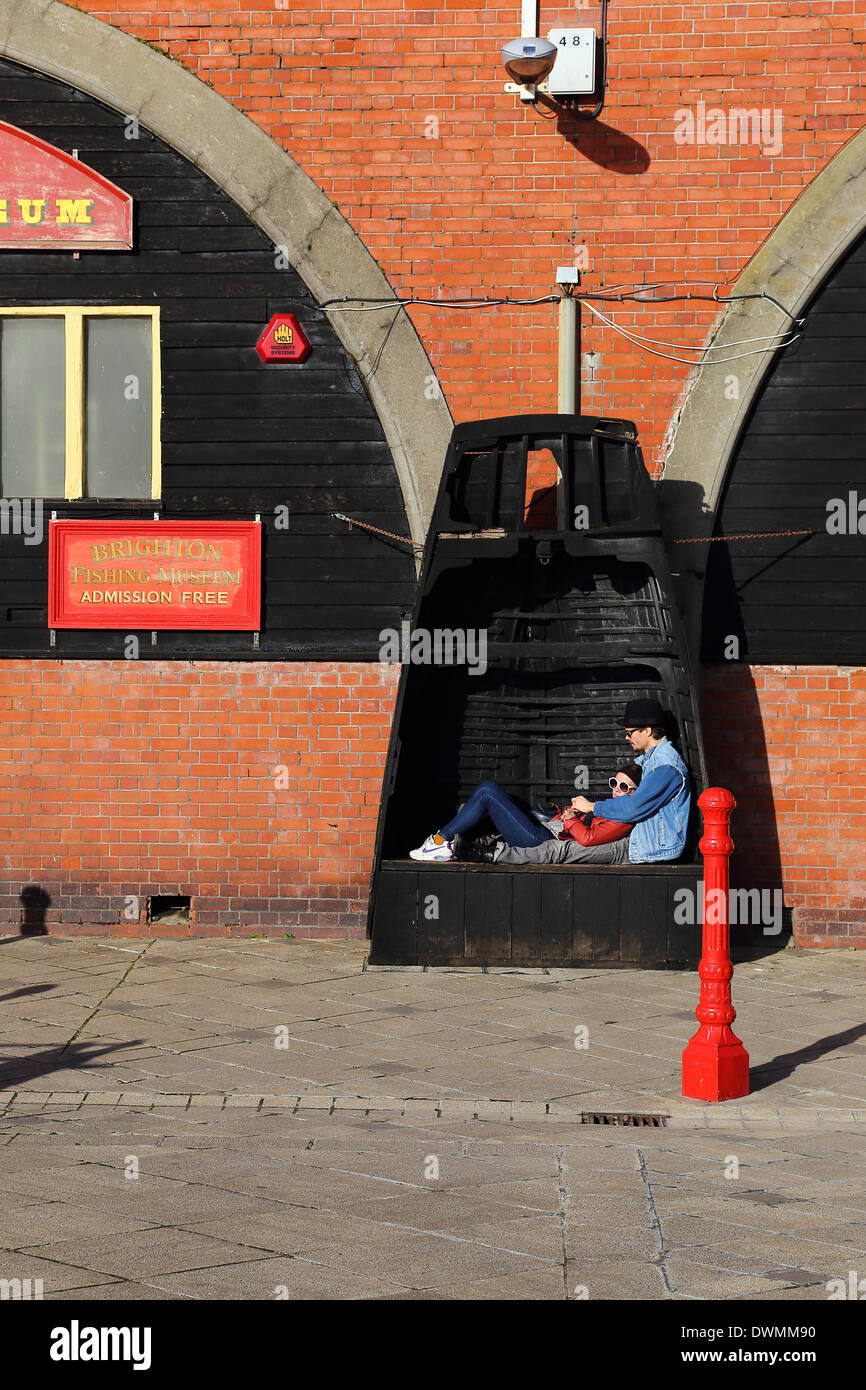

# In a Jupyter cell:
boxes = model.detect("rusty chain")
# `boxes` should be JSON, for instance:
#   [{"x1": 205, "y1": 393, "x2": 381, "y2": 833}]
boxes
[{"x1": 332, "y1": 512, "x2": 815, "y2": 550}]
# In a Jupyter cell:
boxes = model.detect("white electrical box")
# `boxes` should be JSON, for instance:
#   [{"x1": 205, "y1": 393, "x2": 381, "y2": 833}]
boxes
[{"x1": 545, "y1": 28, "x2": 597, "y2": 96}]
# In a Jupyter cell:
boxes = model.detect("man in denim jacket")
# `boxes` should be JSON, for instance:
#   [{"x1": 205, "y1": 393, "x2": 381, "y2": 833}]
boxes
[{"x1": 496, "y1": 698, "x2": 690, "y2": 865}]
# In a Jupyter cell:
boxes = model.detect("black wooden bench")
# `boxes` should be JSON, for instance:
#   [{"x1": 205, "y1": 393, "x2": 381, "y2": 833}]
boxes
[{"x1": 369, "y1": 860, "x2": 704, "y2": 968}]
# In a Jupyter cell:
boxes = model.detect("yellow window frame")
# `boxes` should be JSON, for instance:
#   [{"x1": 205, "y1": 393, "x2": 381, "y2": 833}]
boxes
[{"x1": 0, "y1": 305, "x2": 161, "y2": 499}]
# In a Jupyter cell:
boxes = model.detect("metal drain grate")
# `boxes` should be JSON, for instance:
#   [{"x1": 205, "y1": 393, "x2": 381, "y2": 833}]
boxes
[{"x1": 581, "y1": 1111, "x2": 668, "y2": 1127}]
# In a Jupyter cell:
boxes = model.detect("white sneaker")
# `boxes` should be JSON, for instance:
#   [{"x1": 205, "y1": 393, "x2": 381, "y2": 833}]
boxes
[{"x1": 409, "y1": 834, "x2": 454, "y2": 862}]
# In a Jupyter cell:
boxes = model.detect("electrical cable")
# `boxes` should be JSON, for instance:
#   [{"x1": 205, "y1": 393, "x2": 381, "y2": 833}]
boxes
[
  {"x1": 318, "y1": 295, "x2": 559, "y2": 311},
  {"x1": 582, "y1": 301, "x2": 801, "y2": 353},
  {"x1": 317, "y1": 286, "x2": 802, "y2": 324},
  {"x1": 581, "y1": 286, "x2": 804, "y2": 326},
  {"x1": 316, "y1": 284, "x2": 805, "y2": 367},
  {"x1": 582, "y1": 299, "x2": 801, "y2": 366},
  {"x1": 558, "y1": 0, "x2": 608, "y2": 120}
]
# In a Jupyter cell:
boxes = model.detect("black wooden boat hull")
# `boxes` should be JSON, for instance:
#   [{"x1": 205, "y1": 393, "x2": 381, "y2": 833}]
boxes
[{"x1": 367, "y1": 415, "x2": 708, "y2": 968}]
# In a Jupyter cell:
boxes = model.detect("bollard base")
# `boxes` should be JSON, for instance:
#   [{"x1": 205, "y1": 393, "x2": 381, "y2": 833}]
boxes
[{"x1": 682, "y1": 1032, "x2": 750, "y2": 1102}]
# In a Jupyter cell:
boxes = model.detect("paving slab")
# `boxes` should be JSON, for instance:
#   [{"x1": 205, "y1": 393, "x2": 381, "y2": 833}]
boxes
[
  {"x1": 0, "y1": 1201, "x2": 159, "y2": 1247},
  {"x1": 153, "y1": 1255, "x2": 412, "y2": 1300},
  {"x1": 19, "y1": 1228, "x2": 267, "y2": 1281},
  {"x1": 0, "y1": 1249, "x2": 126, "y2": 1294},
  {"x1": 49, "y1": 1280, "x2": 177, "y2": 1301}
]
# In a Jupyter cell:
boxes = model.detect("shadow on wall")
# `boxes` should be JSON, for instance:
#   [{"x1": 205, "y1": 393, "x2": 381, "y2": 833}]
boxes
[
  {"x1": 544, "y1": 111, "x2": 652, "y2": 173},
  {"x1": 700, "y1": 664, "x2": 790, "y2": 954},
  {"x1": 655, "y1": 476, "x2": 791, "y2": 955},
  {"x1": 524, "y1": 483, "x2": 559, "y2": 530},
  {"x1": 20, "y1": 884, "x2": 51, "y2": 937}
]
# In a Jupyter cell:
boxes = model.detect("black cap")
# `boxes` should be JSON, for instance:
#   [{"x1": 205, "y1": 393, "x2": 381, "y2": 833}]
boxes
[{"x1": 623, "y1": 697, "x2": 666, "y2": 728}]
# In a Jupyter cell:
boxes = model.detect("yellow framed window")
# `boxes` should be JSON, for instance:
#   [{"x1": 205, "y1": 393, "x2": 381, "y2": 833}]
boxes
[{"x1": 0, "y1": 306, "x2": 160, "y2": 499}]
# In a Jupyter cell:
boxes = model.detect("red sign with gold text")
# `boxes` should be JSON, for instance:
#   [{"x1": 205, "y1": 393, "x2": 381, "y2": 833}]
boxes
[
  {"x1": 48, "y1": 521, "x2": 261, "y2": 629},
  {"x1": 0, "y1": 122, "x2": 133, "y2": 250}
]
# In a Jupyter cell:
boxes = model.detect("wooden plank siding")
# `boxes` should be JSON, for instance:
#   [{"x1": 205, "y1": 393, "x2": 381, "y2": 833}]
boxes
[
  {"x1": 0, "y1": 58, "x2": 416, "y2": 659},
  {"x1": 701, "y1": 228, "x2": 866, "y2": 665}
]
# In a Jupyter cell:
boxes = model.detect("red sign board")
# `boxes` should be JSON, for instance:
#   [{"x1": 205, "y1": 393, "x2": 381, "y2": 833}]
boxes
[
  {"x1": 48, "y1": 521, "x2": 261, "y2": 630},
  {"x1": 256, "y1": 313, "x2": 312, "y2": 363},
  {"x1": 0, "y1": 121, "x2": 133, "y2": 250}
]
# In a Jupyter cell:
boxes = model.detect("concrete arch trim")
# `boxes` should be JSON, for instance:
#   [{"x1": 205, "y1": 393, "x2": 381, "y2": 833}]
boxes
[
  {"x1": 658, "y1": 124, "x2": 866, "y2": 653},
  {"x1": 0, "y1": 0, "x2": 453, "y2": 549}
]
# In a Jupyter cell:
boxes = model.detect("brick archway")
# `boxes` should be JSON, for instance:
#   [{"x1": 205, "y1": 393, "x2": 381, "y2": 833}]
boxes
[
  {"x1": 0, "y1": 0, "x2": 453, "y2": 547},
  {"x1": 658, "y1": 126, "x2": 866, "y2": 652}
]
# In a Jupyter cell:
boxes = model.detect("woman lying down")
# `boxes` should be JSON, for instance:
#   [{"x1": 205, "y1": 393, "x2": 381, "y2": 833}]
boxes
[{"x1": 409, "y1": 763, "x2": 643, "y2": 867}]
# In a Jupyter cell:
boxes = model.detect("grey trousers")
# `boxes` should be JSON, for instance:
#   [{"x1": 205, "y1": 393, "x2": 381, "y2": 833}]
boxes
[{"x1": 497, "y1": 834, "x2": 632, "y2": 865}]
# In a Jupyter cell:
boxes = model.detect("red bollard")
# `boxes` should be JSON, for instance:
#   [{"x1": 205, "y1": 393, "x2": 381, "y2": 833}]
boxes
[{"x1": 681, "y1": 787, "x2": 750, "y2": 1102}]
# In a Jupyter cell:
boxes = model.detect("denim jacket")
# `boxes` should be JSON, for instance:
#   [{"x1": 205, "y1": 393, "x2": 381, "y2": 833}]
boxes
[{"x1": 628, "y1": 738, "x2": 691, "y2": 863}]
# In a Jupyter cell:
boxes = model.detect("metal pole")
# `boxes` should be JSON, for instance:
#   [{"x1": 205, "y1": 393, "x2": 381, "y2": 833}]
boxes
[
  {"x1": 557, "y1": 289, "x2": 580, "y2": 415},
  {"x1": 682, "y1": 787, "x2": 750, "y2": 1101}
]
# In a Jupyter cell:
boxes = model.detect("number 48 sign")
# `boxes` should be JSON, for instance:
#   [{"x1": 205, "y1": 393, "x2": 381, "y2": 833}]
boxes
[{"x1": 546, "y1": 29, "x2": 597, "y2": 96}]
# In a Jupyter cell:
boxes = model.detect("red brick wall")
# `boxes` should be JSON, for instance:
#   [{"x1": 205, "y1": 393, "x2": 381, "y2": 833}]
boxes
[
  {"x1": 701, "y1": 664, "x2": 866, "y2": 948},
  {"x1": 64, "y1": 1, "x2": 866, "y2": 474},
  {"x1": 0, "y1": 659, "x2": 862, "y2": 943},
  {"x1": 0, "y1": 659, "x2": 398, "y2": 938}
]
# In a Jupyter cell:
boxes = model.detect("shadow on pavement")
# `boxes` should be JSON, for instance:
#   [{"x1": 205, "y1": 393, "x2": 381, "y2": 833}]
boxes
[
  {"x1": 0, "y1": 984, "x2": 56, "y2": 1001},
  {"x1": 0, "y1": 1040, "x2": 145, "y2": 1090},
  {"x1": 750, "y1": 1021, "x2": 866, "y2": 1092}
]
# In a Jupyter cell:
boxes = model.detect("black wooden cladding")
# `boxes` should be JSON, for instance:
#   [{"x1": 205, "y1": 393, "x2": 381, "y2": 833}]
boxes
[
  {"x1": 0, "y1": 58, "x2": 415, "y2": 658},
  {"x1": 701, "y1": 227, "x2": 866, "y2": 665}
]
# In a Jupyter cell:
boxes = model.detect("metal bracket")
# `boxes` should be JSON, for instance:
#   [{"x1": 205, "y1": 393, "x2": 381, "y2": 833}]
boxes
[{"x1": 504, "y1": 80, "x2": 550, "y2": 97}]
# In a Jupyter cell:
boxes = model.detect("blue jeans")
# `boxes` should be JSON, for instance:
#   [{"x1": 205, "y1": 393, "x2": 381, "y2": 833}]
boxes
[{"x1": 440, "y1": 780, "x2": 553, "y2": 848}]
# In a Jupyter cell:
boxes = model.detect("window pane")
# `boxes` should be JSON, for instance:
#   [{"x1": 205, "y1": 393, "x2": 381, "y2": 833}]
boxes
[
  {"x1": 0, "y1": 317, "x2": 66, "y2": 497},
  {"x1": 85, "y1": 317, "x2": 153, "y2": 498}
]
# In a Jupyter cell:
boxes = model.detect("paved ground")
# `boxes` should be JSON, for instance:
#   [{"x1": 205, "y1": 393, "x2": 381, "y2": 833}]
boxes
[{"x1": 1, "y1": 934, "x2": 865, "y2": 1300}]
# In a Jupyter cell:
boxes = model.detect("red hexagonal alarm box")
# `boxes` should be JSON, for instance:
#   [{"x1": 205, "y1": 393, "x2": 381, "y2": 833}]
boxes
[{"x1": 256, "y1": 313, "x2": 312, "y2": 363}]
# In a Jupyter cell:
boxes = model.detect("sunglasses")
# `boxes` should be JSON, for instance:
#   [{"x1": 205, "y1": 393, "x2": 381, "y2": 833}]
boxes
[{"x1": 609, "y1": 777, "x2": 636, "y2": 793}]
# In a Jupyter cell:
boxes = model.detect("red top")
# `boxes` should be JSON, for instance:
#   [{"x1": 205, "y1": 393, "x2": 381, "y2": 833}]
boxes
[{"x1": 559, "y1": 811, "x2": 632, "y2": 846}]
